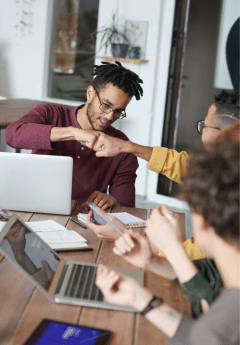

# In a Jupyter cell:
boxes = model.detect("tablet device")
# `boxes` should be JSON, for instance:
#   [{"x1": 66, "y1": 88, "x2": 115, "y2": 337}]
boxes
[
  {"x1": 23, "y1": 319, "x2": 112, "y2": 345},
  {"x1": 88, "y1": 202, "x2": 124, "y2": 236}
]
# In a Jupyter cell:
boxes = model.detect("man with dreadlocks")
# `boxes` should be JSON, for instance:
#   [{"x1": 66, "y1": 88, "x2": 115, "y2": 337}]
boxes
[{"x1": 5, "y1": 61, "x2": 143, "y2": 209}]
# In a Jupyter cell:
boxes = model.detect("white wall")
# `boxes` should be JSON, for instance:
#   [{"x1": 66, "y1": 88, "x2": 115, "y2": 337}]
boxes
[
  {"x1": 95, "y1": 0, "x2": 174, "y2": 196},
  {"x1": 0, "y1": 0, "x2": 174, "y2": 199},
  {"x1": 0, "y1": 0, "x2": 52, "y2": 99},
  {"x1": 214, "y1": 0, "x2": 240, "y2": 89}
]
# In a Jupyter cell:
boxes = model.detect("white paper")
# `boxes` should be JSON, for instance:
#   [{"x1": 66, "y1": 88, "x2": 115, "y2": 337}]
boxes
[
  {"x1": 0, "y1": 222, "x2": 7, "y2": 232},
  {"x1": 77, "y1": 214, "x2": 87, "y2": 224},
  {"x1": 36, "y1": 230, "x2": 87, "y2": 244},
  {"x1": 110, "y1": 212, "x2": 145, "y2": 224},
  {"x1": 25, "y1": 220, "x2": 67, "y2": 232},
  {"x1": 78, "y1": 212, "x2": 146, "y2": 227},
  {"x1": 50, "y1": 242, "x2": 88, "y2": 249}
]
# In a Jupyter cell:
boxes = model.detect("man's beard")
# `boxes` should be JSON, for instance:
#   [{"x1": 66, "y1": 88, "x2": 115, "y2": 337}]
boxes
[
  {"x1": 86, "y1": 101, "x2": 113, "y2": 131},
  {"x1": 86, "y1": 101, "x2": 98, "y2": 131}
]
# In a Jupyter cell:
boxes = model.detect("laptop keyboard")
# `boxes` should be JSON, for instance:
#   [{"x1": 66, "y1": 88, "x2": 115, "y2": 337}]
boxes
[{"x1": 61, "y1": 263, "x2": 104, "y2": 302}]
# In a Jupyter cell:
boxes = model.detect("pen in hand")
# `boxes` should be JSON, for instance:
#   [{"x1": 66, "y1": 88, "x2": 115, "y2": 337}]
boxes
[{"x1": 70, "y1": 217, "x2": 87, "y2": 229}]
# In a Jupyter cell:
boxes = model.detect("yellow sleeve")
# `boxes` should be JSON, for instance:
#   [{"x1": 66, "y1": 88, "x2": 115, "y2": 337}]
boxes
[
  {"x1": 147, "y1": 146, "x2": 189, "y2": 183},
  {"x1": 158, "y1": 239, "x2": 205, "y2": 261}
]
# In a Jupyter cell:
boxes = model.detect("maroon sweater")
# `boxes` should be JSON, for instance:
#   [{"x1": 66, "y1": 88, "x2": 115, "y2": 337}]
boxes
[{"x1": 5, "y1": 103, "x2": 138, "y2": 206}]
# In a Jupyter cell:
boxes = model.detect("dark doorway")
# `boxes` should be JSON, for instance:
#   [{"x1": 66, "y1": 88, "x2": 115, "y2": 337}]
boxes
[{"x1": 157, "y1": 0, "x2": 222, "y2": 196}]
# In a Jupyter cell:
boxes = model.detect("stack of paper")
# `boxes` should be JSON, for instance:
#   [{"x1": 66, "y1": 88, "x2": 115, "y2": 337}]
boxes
[
  {"x1": 26, "y1": 220, "x2": 88, "y2": 250},
  {"x1": 78, "y1": 212, "x2": 146, "y2": 228}
]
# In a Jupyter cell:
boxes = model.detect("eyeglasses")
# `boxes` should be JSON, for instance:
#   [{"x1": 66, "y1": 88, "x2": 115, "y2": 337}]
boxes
[
  {"x1": 94, "y1": 88, "x2": 126, "y2": 119},
  {"x1": 196, "y1": 120, "x2": 221, "y2": 135}
]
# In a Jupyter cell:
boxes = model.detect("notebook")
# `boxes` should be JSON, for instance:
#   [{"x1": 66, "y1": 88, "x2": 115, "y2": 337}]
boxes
[
  {"x1": 25, "y1": 220, "x2": 88, "y2": 251},
  {"x1": 78, "y1": 212, "x2": 146, "y2": 228},
  {"x1": 0, "y1": 152, "x2": 73, "y2": 215},
  {"x1": 0, "y1": 214, "x2": 144, "y2": 311}
]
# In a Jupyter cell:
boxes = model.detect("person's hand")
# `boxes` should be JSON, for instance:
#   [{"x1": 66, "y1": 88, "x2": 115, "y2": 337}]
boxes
[
  {"x1": 146, "y1": 205, "x2": 183, "y2": 256},
  {"x1": 73, "y1": 128, "x2": 101, "y2": 149},
  {"x1": 82, "y1": 191, "x2": 118, "y2": 211},
  {"x1": 95, "y1": 264, "x2": 153, "y2": 311},
  {"x1": 93, "y1": 133, "x2": 126, "y2": 157},
  {"x1": 6, "y1": 223, "x2": 26, "y2": 255},
  {"x1": 86, "y1": 208, "x2": 126, "y2": 241},
  {"x1": 200, "y1": 299, "x2": 210, "y2": 313},
  {"x1": 113, "y1": 229, "x2": 153, "y2": 269},
  {"x1": 41, "y1": 260, "x2": 55, "y2": 283}
]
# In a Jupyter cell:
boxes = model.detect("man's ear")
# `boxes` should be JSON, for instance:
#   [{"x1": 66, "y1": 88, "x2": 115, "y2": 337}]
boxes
[{"x1": 86, "y1": 85, "x2": 94, "y2": 101}]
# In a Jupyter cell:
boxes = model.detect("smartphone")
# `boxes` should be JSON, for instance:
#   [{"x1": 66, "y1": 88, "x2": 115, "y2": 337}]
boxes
[
  {"x1": 88, "y1": 202, "x2": 124, "y2": 236},
  {"x1": 23, "y1": 319, "x2": 112, "y2": 345},
  {"x1": 88, "y1": 202, "x2": 107, "y2": 225}
]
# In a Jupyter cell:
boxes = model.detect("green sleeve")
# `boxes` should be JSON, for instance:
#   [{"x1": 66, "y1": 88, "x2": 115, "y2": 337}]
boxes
[{"x1": 173, "y1": 259, "x2": 224, "y2": 317}]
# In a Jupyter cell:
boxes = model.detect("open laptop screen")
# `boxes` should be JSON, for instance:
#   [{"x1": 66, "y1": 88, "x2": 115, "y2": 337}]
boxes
[
  {"x1": 0, "y1": 152, "x2": 73, "y2": 215},
  {"x1": 0, "y1": 218, "x2": 60, "y2": 291}
]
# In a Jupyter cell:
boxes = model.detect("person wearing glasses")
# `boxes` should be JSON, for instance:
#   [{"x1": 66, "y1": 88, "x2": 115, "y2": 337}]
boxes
[
  {"x1": 86, "y1": 90, "x2": 239, "y2": 262},
  {"x1": 92, "y1": 90, "x2": 239, "y2": 184},
  {"x1": 95, "y1": 141, "x2": 240, "y2": 345},
  {"x1": 5, "y1": 61, "x2": 143, "y2": 209}
]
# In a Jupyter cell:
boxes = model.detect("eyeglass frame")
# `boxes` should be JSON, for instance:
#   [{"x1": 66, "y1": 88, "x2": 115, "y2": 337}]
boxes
[
  {"x1": 196, "y1": 120, "x2": 221, "y2": 135},
  {"x1": 94, "y1": 88, "x2": 126, "y2": 119}
]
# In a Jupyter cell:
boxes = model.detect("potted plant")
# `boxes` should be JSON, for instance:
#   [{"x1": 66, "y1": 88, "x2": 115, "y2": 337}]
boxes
[
  {"x1": 128, "y1": 46, "x2": 141, "y2": 59},
  {"x1": 92, "y1": 12, "x2": 129, "y2": 58}
]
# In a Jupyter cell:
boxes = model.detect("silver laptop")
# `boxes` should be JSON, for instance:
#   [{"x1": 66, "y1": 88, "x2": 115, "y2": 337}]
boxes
[
  {"x1": 0, "y1": 215, "x2": 144, "y2": 311},
  {"x1": 0, "y1": 152, "x2": 73, "y2": 215}
]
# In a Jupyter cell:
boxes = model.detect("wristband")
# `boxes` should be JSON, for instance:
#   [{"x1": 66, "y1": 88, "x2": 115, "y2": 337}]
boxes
[{"x1": 140, "y1": 296, "x2": 163, "y2": 315}]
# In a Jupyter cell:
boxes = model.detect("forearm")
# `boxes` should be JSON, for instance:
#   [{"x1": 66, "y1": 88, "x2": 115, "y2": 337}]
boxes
[
  {"x1": 123, "y1": 141, "x2": 153, "y2": 162},
  {"x1": 148, "y1": 305, "x2": 182, "y2": 338},
  {"x1": 146, "y1": 255, "x2": 177, "y2": 280},
  {"x1": 15, "y1": 251, "x2": 38, "y2": 275},
  {"x1": 50, "y1": 126, "x2": 77, "y2": 142},
  {"x1": 165, "y1": 243, "x2": 198, "y2": 283},
  {"x1": 136, "y1": 300, "x2": 182, "y2": 338}
]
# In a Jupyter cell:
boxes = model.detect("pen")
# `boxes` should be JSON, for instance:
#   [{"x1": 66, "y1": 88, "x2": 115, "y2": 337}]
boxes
[
  {"x1": 70, "y1": 217, "x2": 87, "y2": 229},
  {"x1": 57, "y1": 247, "x2": 94, "y2": 253},
  {"x1": 108, "y1": 204, "x2": 114, "y2": 213},
  {"x1": 105, "y1": 218, "x2": 124, "y2": 236}
]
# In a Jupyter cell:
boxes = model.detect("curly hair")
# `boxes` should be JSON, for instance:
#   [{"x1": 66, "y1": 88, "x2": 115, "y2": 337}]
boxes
[
  {"x1": 91, "y1": 61, "x2": 143, "y2": 100},
  {"x1": 179, "y1": 142, "x2": 239, "y2": 244}
]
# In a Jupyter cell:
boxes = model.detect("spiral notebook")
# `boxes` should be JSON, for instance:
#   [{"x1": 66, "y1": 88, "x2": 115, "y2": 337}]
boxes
[{"x1": 78, "y1": 212, "x2": 146, "y2": 228}]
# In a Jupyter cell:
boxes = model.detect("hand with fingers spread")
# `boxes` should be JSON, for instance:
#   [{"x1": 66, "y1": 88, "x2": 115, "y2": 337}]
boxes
[
  {"x1": 113, "y1": 229, "x2": 153, "y2": 269},
  {"x1": 95, "y1": 264, "x2": 153, "y2": 311},
  {"x1": 146, "y1": 205, "x2": 183, "y2": 256},
  {"x1": 82, "y1": 191, "x2": 119, "y2": 211},
  {"x1": 86, "y1": 208, "x2": 127, "y2": 241}
]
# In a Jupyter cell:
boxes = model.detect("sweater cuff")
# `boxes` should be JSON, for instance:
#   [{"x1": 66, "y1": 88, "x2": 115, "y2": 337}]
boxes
[
  {"x1": 180, "y1": 271, "x2": 212, "y2": 300},
  {"x1": 147, "y1": 146, "x2": 168, "y2": 173}
]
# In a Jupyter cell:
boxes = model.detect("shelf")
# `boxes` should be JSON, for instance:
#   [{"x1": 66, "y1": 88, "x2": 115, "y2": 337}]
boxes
[{"x1": 95, "y1": 56, "x2": 148, "y2": 63}]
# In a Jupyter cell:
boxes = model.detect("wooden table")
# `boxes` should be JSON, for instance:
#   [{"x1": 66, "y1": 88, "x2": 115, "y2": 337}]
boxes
[
  {"x1": 0, "y1": 99, "x2": 46, "y2": 152},
  {"x1": 0, "y1": 203, "x2": 191, "y2": 345}
]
